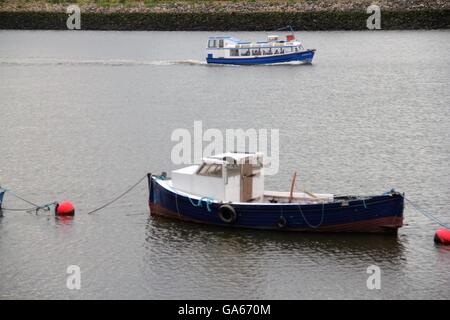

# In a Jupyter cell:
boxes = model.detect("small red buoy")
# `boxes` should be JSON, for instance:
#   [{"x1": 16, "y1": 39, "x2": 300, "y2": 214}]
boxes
[
  {"x1": 434, "y1": 229, "x2": 450, "y2": 245},
  {"x1": 55, "y1": 201, "x2": 75, "y2": 216}
]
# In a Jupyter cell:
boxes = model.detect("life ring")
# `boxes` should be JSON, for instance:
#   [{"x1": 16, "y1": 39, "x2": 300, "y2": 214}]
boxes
[
  {"x1": 277, "y1": 216, "x2": 287, "y2": 228},
  {"x1": 218, "y1": 204, "x2": 237, "y2": 224}
]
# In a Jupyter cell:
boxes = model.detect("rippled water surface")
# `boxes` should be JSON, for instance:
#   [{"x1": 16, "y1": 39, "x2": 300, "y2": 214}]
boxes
[{"x1": 0, "y1": 30, "x2": 449, "y2": 299}]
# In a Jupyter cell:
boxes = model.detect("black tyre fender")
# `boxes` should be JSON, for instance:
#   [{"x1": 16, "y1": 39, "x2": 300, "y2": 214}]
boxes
[
  {"x1": 218, "y1": 204, "x2": 237, "y2": 224},
  {"x1": 277, "y1": 215, "x2": 287, "y2": 228}
]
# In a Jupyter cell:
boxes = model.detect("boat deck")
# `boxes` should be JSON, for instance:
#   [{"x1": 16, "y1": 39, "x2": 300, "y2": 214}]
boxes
[{"x1": 159, "y1": 178, "x2": 345, "y2": 205}]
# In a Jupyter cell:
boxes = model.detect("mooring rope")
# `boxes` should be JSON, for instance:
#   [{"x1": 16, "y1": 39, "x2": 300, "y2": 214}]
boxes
[
  {"x1": 0, "y1": 187, "x2": 56, "y2": 214},
  {"x1": 3, "y1": 188, "x2": 40, "y2": 207},
  {"x1": 174, "y1": 191, "x2": 181, "y2": 218},
  {"x1": 297, "y1": 202, "x2": 325, "y2": 229},
  {"x1": 404, "y1": 197, "x2": 450, "y2": 230},
  {"x1": 0, "y1": 207, "x2": 33, "y2": 212},
  {"x1": 187, "y1": 196, "x2": 213, "y2": 212},
  {"x1": 87, "y1": 174, "x2": 147, "y2": 215},
  {"x1": 1, "y1": 203, "x2": 57, "y2": 214}
]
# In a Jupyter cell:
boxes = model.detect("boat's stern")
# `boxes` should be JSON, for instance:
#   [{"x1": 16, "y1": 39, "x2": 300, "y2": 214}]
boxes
[
  {"x1": 370, "y1": 189, "x2": 405, "y2": 233},
  {"x1": 0, "y1": 188, "x2": 5, "y2": 214},
  {"x1": 385, "y1": 190, "x2": 405, "y2": 231}
]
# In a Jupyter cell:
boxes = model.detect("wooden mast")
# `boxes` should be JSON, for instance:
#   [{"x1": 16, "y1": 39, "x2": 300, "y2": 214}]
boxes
[{"x1": 288, "y1": 171, "x2": 297, "y2": 203}]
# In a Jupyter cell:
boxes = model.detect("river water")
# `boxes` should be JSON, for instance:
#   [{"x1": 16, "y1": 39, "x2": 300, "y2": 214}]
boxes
[{"x1": 0, "y1": 30, "x2": 449, "y2": 299}]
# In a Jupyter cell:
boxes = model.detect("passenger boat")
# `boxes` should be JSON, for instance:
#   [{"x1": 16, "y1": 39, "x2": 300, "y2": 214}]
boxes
[
  {"x1": 147, "y1": 152, "x2": 404, "y2": 233},
  {"x1": 206, "y1": 30, "x2": 315, "y2": 65}
]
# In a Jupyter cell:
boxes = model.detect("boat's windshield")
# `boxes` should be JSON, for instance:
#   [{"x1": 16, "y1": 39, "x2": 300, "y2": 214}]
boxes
[{"x1": 197, "y1": 163, "x2": 223, "y2": 177}]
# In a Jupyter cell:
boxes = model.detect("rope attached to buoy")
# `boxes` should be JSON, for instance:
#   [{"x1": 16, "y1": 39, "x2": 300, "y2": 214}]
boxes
[
  {"x1": 3, "y1": 188, "x2": 40, "y2": 207},
  {"x1": 404, "y1": 197, "x2": 450, "y2": 230},
  {"x1": 86, "y1": 174, "x2": 148, "y2": 215},
  {"x1": 0, "y1": 187, "x2": 57, "y2": 214},
  {"x1": 0, "y1": 174, "x2": 148, "y2": 216}
]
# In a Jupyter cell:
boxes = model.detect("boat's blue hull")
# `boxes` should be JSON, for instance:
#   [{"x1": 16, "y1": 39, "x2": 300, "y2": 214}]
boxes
[
  {"x1": 0, "y1": 190, "x2": 4, "y2": 213},
  {"x1": 148, "y1": 176, "x2": 404, "y2": 233},
  {"x1": 206, "y1": 50, "x2": 315, "y2": 65}
]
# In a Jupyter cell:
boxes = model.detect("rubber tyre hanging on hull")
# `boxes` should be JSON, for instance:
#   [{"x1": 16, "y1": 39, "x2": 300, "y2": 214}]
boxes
[
  {"x1": 218, "y1": 204, "x2": 237, "y2": 224},
  {"x1": 277, "y1": 216, "x2": 287, "y2": 228}
]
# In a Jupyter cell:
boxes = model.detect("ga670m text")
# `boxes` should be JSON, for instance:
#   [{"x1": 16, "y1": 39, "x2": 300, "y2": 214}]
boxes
[{"x1": 178, "y1": 304, "x2": 270, "y2": 317}]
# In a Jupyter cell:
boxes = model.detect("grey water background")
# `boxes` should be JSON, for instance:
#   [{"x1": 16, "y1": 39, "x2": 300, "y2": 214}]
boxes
[{"x1": 0, "y1": 30, "x2": 449, "y2": 299}]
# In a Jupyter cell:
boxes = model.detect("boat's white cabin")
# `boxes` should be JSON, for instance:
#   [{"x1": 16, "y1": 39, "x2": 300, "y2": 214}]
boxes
[
  {"x1": 206, "y1": 35, "x2": 305, "y2": 59},
  {"x1": 172, "y1": 152, "x2": 264, "y2": 203},
  {"x1": 171, "y1": 152, "x2": 334, "y2": 204}
]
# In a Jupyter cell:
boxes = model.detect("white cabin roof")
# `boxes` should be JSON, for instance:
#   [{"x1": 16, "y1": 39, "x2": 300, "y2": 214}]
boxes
[
  {"x1": 172, "y1": 153, "x2": 263, "y2": 177},
  {"x1": 206, "y1": 152, "x2": 262, "y2": 164},
  {"x1": 172, "y1": 165, "x2": 199, "y2": 175}
]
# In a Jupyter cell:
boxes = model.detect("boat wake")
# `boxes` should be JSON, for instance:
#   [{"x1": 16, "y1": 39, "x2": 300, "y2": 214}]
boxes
[
  {"x1": 0, "y1": 58, "x2": 207, "y2": 67},
  {"x1": 0, "y1": 58, "x2": 309, "y2": 67}
]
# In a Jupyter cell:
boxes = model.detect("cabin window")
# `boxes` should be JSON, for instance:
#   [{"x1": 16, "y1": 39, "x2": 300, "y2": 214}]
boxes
[
  {"x1": 208, "y1": 40, "x2": 217, "y2": 48},
  {"x1": 230, "y1": 49, "x2": 239, "y2": 56},
  {"x1": 219, "y1": 39, "x2": 224, "y2": 48},
  {"x1": 197, "y1": 164, "x2": 223, "y2": 177},
  {"x1": 239, "y1": 49, "x2": 250, "y2": 56}
]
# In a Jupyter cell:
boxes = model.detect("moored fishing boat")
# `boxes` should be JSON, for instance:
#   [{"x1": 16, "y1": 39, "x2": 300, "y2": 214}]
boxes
[
  {"x1": 147, "y1": 152, "x2": 404, "y2": 233},
  {"x1": 206, "y1": 28, "x2": 315, "y2": 65}
]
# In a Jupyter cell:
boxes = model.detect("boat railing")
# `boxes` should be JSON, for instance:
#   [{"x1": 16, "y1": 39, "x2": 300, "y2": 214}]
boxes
[{"x1": 235, "y1": 42, "x2": 296, "y2": 49}]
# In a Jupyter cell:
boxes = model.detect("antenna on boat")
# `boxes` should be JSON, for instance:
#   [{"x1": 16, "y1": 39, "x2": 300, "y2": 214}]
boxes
[
  {"x1": 275, "y1": 25, "x2": 294, "y2": 32},
  {"x1": 274, "y1": 25, "x2": 296, "y2": 42}
]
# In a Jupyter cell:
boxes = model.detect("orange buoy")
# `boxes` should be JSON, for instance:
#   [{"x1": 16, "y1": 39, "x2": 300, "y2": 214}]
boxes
[
  {"x1": 434, "y1": 229, "x2": 450, "y2": 245},
  {"x1": 55, "y1": 201, "x2": 75, "y2": 216}
]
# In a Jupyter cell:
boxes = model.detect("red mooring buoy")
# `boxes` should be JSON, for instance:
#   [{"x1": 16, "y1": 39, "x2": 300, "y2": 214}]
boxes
[
  {"x1": 434, "y1": 229, "x2": 450, "y2": 245},
  {"x1": 56, "y1": 201, "x2": 75, "y2": 216}
]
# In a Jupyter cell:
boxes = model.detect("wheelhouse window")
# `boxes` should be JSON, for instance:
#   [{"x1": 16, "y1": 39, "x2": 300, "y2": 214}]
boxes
[
  {"x1": 208, "y1": 40, "x2": 217, "y2": 48},
  {"x1": 197, "y1": 164, "x2": 223, "y2": 177},
  {"x1": 219, "y1": 39, "x2": 224, "y2": 48}
]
